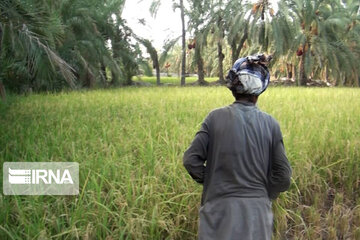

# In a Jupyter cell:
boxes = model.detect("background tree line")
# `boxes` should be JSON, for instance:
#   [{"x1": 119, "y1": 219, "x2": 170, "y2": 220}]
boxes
[
  {"x1": 158, "y1": 0, "x2": 359, "y2": 87},
  {"x1": 1, "y1": 0, "x2": 359, "y2": 100}
]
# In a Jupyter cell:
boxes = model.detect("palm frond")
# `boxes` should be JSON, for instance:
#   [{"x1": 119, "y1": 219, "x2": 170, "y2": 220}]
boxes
[{"x1": 18, "y1": 28, "x2": 76, "y2": 88}]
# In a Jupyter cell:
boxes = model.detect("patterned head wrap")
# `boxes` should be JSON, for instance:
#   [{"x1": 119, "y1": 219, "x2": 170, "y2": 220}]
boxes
[{"x1": 226, "y1": 54, "x2": 272, "y2": 96}]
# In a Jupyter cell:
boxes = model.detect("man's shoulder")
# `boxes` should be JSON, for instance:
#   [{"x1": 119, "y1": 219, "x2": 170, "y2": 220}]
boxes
[
  {"x1": 208, "y1": 105, "x2": 232, "y2": 117},
  {"x1": 257, "y1": 109, "x2": 278, "y2": 123},
  {"x1": 257, "y1": 110, "x2": 282, "y2": 136}
]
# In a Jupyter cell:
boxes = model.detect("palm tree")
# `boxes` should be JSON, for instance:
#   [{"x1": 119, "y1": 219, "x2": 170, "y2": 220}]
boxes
[
  {"x1": 207, "y1": 0, "x2": 227, "y2": 84},
  {"x1": 340, "y1": 0, "x2": 360, "y2": 86},
  {"x1": 59, "y1": 0, "x2": 135, "y2": 87},
  {"x1": 148, "y1": 0, "x2": 188, "y2": 85},
  {"x1": 134, "y1": 31, "x2": 180, "y2": 85},
  {"x1": 186, "y1": 0, "x2": 212, "y2": 85},
  {"x1": 250, "y1": 0, "x2": 271, "y2": 50},
  {"x1": 0, "y1": 0, "x2": 76, "y2": 94},
  {"x1": 223, "y1": 1, "x2": 251, "y2": 64},
  {"x1": 135, "y1": 37, "x2": 162, "y2": 85},
  {"x1": 264, "y1": 4, "x2": 297, "y2": 80},
  {"x1": 279, "y1": 0, "x2": 359, "y2": 86}
]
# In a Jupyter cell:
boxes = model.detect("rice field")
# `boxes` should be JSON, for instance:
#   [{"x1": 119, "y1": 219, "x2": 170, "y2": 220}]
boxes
[{"x1": 0, "y1": 86, "x2": 360, "y2": 239}]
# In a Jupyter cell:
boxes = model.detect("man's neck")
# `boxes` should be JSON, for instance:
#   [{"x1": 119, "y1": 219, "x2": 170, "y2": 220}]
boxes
[{"x1": 236, "y1": 96, "x2": 258, "y2": 104}]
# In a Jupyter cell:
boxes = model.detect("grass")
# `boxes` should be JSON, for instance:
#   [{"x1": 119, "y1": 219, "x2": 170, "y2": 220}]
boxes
[
  {"x1": 0, "y1": 86, "x2": 360, "y2": 239},
  {"x1": 132, "y1": 76, "x2": 219, "y2": 85}
]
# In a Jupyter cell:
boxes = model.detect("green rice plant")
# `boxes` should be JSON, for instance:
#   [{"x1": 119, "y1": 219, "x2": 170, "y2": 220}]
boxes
[{"x1": 0, "y1": 86, "x2": 359, "y2": 239}]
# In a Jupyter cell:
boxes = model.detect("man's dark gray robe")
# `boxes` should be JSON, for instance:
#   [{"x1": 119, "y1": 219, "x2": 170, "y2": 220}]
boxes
[{"x1": 183, "y1": 100, "x2": 292, "y2": 240}]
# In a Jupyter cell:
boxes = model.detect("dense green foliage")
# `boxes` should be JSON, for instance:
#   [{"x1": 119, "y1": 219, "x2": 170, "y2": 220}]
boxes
[
  {"x1": 1, "y1": 87, "x2": 359, "y2": 239},
  {"x1": 0, "y1": 0, "x2": 139, "y2": 94}
]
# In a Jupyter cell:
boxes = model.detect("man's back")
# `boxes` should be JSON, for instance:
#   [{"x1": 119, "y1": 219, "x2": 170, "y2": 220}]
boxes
[
  {"x1": 183, "y1": 100, "x2": 289, "y2": 206},
  {"x1": 200, "y1": 100, "x2": 280, "y2": 204}
]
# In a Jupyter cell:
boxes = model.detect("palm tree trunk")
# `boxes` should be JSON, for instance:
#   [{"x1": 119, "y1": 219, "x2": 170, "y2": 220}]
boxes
[
  {"x1": 217, "y1": 40, "x2": 225, "y2": 84},
  {"x1": 324, "y1": 66, "x2": 329, "y2": 84},
  {"x1": 180, "y1": 0, "x2": 186, "y2": 86},
  {"x1": 85, "y1": 69, "x2": 95, "y2": 88},
  {"x1": 195, "y1": 44, "x2": 206, "y2": 85},
  {"x1": 111, "y1": 55, "x2": 119, "y2": 86},
  {"x1": 299, "y1": 45, "x2": 307, "y2": 86},
  {"x1": 154, "y1": 56, "x2": 160, "y2": 85},
  {"x1": 111, "y1": 27, "x2": 121, "y2": 86},
  {"x1": 217, "y1": 14, "x2": 225, "y2": 84},
  {"x1": 197, "y1": 56, "x2": 205, "y2": 84},
  {"x1": 286, "y1": 63, "x2": 293, "y2": 79},
  {"x1": 100, "y1": 62, "x2": 107, "y2": 87}
]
